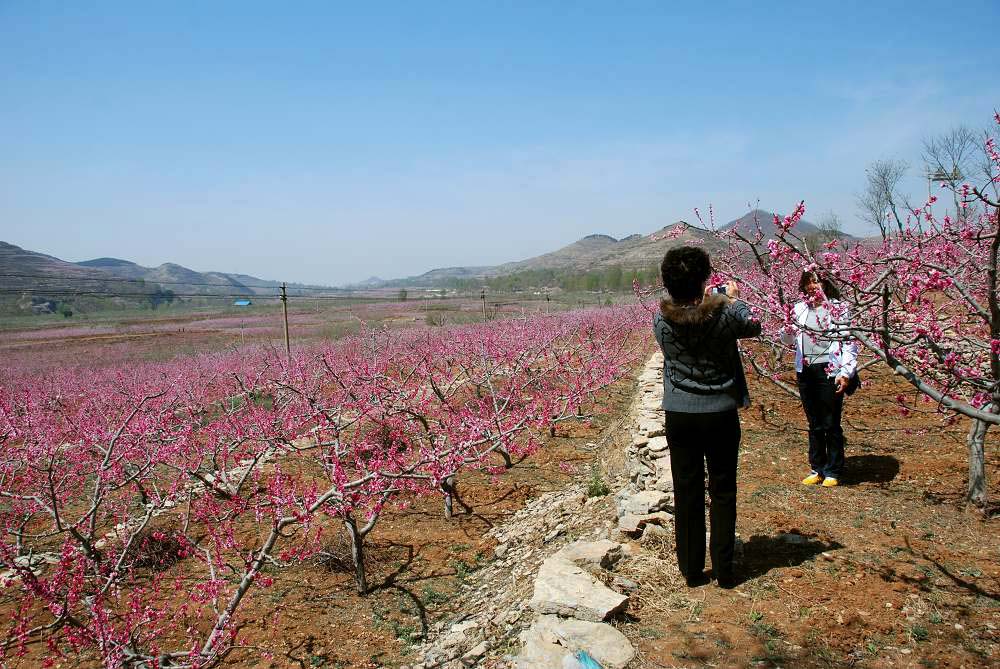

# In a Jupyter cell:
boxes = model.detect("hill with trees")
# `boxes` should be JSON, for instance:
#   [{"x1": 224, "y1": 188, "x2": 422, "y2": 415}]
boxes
[{"x1": 368, "y1": 209, "x2": 844, "y2": 290}]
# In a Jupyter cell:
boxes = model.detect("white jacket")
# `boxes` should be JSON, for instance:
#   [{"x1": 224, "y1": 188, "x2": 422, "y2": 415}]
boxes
[{"x1": 779, "y1": 300, "x2": 858, "y2": 378}]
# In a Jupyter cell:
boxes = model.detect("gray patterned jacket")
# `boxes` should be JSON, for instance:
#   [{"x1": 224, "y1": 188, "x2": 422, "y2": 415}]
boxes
[{"x1": 653, "y1": 293, "x2": 762, "y2": 413}]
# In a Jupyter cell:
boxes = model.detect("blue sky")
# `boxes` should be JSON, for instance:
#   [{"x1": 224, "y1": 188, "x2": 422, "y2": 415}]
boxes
[{"x1": 2, "y1": 2, "x2": 998, "y2": 286}]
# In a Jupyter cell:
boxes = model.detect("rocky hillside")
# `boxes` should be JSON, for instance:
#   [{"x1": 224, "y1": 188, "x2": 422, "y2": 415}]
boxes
[
  {"x1": 76, "y1": 257, "x2": 278, "y2": 296},
  {"x1": 0, "y1": 241, "x2": 110, "y2": 287},
  {"x1": 74, "y1": 257, "x2": 336, "y2": 296},
  {"x1": 0, "y1": 241, "x2": 166, "y2": 312},
  {"x1": 489, "y1": 227, "x2": 717, "y2": 275},
  {"x1": 0, "y1": 241, "x2": 340, "y2": 313},
  {"x1": 364, "y1": 209, "x2": 851, "y2": 288},
  {"x1": 720, "y1": 209, "x2": 856, "y2": 240}
]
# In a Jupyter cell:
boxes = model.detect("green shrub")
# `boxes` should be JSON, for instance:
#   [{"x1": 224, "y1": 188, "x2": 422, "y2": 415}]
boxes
[
  {"x1": 586, "y1": 463, "x2": 610, "y2": 497},
  {"x1": 909, "y1": 625, "x2": 929, "y2": 642}
]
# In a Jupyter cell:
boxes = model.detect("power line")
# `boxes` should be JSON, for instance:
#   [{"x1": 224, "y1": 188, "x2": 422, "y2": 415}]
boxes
[
  {"x1": 0, "y1": 288, "x2": 387, "y2": 301},
  {"x1": 0, "y1": 287, "x2": 552, "y2": 306},
  {"x1": 0, "y1": 288, "x2": 278, "y2": 299},
  {"x1": 0, "y1": 272, "x2": 345, "y2": 292},
  {"x1": 1, "y1": 276, "x2": 559, "y2": 304},
  {"x1": 0, "y1": 273, "x2": 562, "y2": 300}
]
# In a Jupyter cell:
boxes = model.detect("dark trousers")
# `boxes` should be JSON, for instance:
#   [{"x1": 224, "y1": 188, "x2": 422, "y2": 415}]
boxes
[
  {"x1": 665, "y1": 409, "x2": 740, "y2": 581},
  {"x1": 796, "y1": 363, "x2": 845, "y2": 479}
]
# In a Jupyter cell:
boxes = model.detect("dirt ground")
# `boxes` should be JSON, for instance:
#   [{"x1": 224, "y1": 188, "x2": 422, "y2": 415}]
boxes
[{"x1": 627, "y1": 365, "x2": 1000, "y2": 669}]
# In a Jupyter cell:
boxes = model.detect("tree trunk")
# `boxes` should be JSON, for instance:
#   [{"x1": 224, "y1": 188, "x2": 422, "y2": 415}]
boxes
[
  {"x1": 496, "y1": 447, "x2": 513, "y2": 469},
  {"x1": 442, "y1": 476, "x2": 455, "y2": 519},
  {"x1": 966, "y1": 403, "x2": 996, "y2": 506},
  {"x1": 441, "y1": 475, "x2": 473, "y2": 518},
  {"x1": 344, "y1": 516, "x2": 368, "y2": 595}
]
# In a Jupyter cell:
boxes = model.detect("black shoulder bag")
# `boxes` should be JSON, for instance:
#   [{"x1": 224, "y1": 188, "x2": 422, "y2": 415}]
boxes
[{"x1": 844, "y1": 371, "x2": 861, "y2": 396}]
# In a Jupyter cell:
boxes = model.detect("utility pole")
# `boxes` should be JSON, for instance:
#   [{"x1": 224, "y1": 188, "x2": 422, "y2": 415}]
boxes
[
  {"x1": 280, "y1": 283, "x2": 291, "y2": 364},
  {"x1": 480, "y1": 289, "x2": 487, "y2": 323}
]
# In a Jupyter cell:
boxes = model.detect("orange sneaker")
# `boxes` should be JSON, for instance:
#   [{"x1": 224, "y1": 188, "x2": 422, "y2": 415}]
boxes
[
  {"x1": 822, "y1": 477, "x2": 839, "y2": 487},
  {"x1": 802, "y1": 473, "x2": 823, "y2": 485}
]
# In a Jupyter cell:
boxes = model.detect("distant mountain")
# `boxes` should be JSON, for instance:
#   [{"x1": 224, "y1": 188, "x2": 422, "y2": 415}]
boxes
[
  {"x1": 490, "y1": 225, "x2": 720, "y2": 276},
  {"x1": 373, "y1": 222, "x2": 721, "y2": 287},
  {"x1": 0, "y1": 241, "x2": 341, "y2": 314},
  {"x1": 0, "y1": 242, "x2": 169, "y2": 312},
  {"x1": 343, "y1": 275, "x2": 390, "y2": 289},
  {"x1": 73, "y1": 256, "x2": 337, "y2": 297},
  {"x1": 371, "y1": 210, "x2": 858, "y2": 288},
  {"x1": 1, "y1": 242, "x2": 110, "y2": 285},
  {"x1": 720, "y1": 209, "x2": 857, "y2": 241},
  {"x1": 343, "y1": 267, "x2": 493, "y2": 289},
  {"x1": 77, "y1": 257, "x2": 269, "y2": 296}
]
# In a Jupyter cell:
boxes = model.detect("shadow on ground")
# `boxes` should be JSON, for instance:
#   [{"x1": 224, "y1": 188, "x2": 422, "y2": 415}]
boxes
[
  {"x1": 739, "y1": 533, "x2": 844, "y2": 582},
  {"x1": 841, "y1": 454, "x2": 899, "y2": 486}
]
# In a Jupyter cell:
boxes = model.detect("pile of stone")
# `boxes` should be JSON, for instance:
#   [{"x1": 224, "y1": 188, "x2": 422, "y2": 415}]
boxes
[
  {"x1": 614, "y1": 351, "x2": 676, "y2": 542},
  {"x1": 405, "y1": 485, "x2": 624, "y2": 669},
  {"x1": 517, "y1": 539, "x2": 636, "y2": 668}
]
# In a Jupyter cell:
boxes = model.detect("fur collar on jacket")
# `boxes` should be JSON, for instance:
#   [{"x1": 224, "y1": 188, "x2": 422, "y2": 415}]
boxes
[{"x1": 659, "y1": 293, "x2": 729, "y2": 325}]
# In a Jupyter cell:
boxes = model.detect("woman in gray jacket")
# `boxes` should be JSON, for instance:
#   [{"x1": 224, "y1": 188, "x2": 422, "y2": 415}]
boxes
[{"x1": 653, "y1": 246, "x2": 761, "y2": 588}]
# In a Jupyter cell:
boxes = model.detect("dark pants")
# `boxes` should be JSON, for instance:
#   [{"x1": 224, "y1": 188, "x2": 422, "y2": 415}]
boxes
[
  {"x1": 665, "y1": 409, "x2": 740, "y2": 581},
  {"x1": 796, "y1": 363, "x2": 845, "y2": 479}
]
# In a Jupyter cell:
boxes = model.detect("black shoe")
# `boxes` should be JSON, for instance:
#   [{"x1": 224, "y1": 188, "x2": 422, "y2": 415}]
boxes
[
  {"x1": 715, "y1": 573, "x2": 738, "y2": 589},
  {"x1": 684, "y1": 571, "x2": 710, "y2": 588}
]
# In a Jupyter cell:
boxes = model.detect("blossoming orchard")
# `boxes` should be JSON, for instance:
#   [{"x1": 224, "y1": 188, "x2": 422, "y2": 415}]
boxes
[{"x1": 0, "y1": 309, "x2": 646, "y2": 666}]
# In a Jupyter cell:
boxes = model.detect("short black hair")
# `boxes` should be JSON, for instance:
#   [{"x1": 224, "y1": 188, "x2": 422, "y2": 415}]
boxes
[{"x1": 661, "y1": 246, "x2": 712, "y2": 302}]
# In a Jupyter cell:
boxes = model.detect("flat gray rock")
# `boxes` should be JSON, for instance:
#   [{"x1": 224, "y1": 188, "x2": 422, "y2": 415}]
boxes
[
  {"x1": 554, "y1": 539, "x2": 623, "y2": 570},
  {"x1": 516, "y1": 614, "x2": 636, "y2": 669},
  {"x1": 649, "y1": 476, "x2": 674, "y2": 493},
  {"x1": 612, "y1": 575, "x2": 640, "y2": 594},
  {"x1": 624, "y1": 490, "x2": 673, "y2": 515},
  {"x1": 529, "y1": 557, "x2": 628, "y2": 622},
  {"x1": 617, "y1": 511, "x2": 672, "y2": 534},
  {"x1": 779, "y1": 532, "x2": 809, "y2": 545},
  {"x1": 628, "y1": 461, "x2": 653, "y2": 479},
  {"x1": 641, "y1": 523, "x2": 670, "y2": 540},
  {"x1": 646, "y1": 435, "x2": 669, "y2": 452},
  {"x1": 639, "y1": 420, "x2": 665, "y2": 438}
]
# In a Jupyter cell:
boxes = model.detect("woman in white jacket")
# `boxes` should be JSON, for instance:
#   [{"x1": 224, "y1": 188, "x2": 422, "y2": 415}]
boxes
[{"x1": 780, "y1": 270, "x2": 858, "y2": 487}]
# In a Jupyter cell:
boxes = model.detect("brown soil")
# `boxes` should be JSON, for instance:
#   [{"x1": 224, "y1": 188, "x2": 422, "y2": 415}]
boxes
[{"x1": 628, "y1": 365, "x2": 1000, "y2": 669}]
